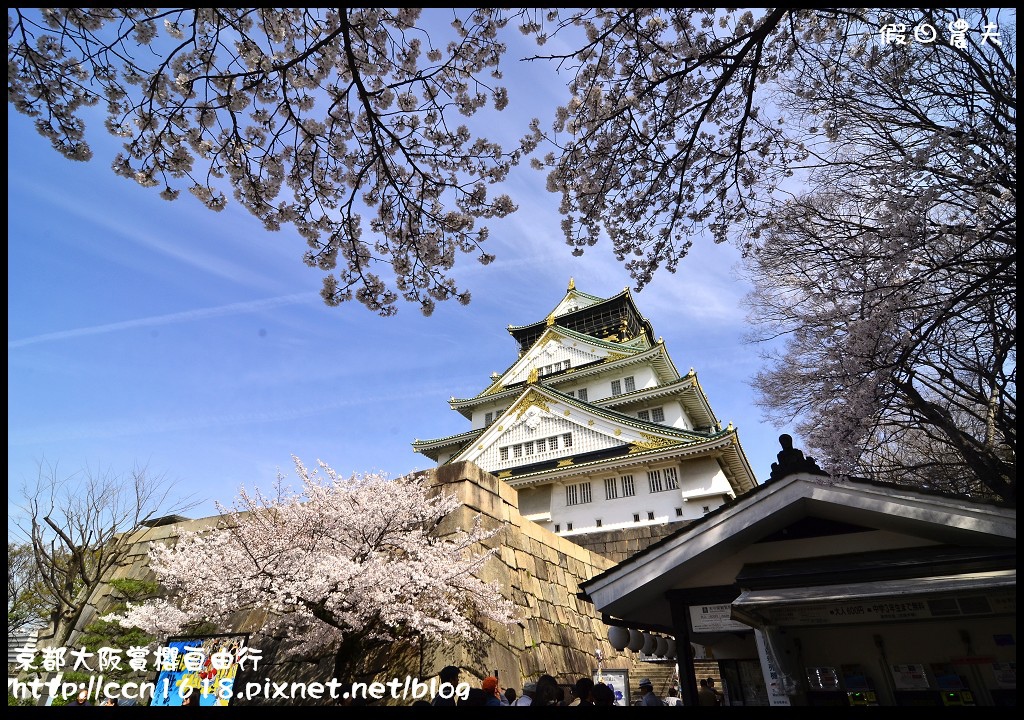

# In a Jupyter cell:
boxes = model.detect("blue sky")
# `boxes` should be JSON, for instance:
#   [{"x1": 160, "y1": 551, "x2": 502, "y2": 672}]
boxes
[{"x1": 7, "y1": 15, "x2": 796, "y2": 524}]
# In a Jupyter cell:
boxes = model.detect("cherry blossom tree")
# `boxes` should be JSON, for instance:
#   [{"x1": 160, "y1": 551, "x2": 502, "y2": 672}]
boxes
[
  {"x1": 531, "y1": 9, "x2": 1013, "y2": 286},
  {"x1": 8, "y1": 8, "x2": 1016, "y2": 494},
  {"x1": 8, "y1": 9, "x2": 1014, "y2": 310},
  {"x1": 106, "y1": 458, "x2": 517, "y2": 680},
  {"x1": 737, "y1": 8, "x2": 1015, "y2": 501},
  {"x1": 8, "y1": 8, "x2": 539, "y2": 317}
]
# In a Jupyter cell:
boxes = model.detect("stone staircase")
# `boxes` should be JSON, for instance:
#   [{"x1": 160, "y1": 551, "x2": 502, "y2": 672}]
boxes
[
  {"x1": 693, "y1": 659, "x2": 723, "y2": 690},
  {"x1": 627, "y1": 659, "x2": 721, "y2": 704}
]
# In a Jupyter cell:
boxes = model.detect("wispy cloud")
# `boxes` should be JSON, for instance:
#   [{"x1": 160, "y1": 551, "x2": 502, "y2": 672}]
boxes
[
  {"x1": 9, "y1": 293, "x2": 319, "y2": 349},
  {"x1": 16, "y1": 177, "x2": 292, "y2": 291},
  {"x1": 7, "y1": 379, "x2": 459, "y2": 446}
]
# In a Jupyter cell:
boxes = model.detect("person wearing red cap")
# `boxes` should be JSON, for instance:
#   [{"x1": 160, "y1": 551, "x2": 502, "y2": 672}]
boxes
[{"x1": 481, "y1": 676, "x2": 503, "y2": 707}]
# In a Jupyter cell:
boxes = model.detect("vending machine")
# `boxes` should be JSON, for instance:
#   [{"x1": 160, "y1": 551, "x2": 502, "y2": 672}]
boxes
[
  {"x1": 890, "y1": 662, "x2": 977, "y2": 706},
  {"x1": 930, "y1": 663, "x2": 976, "y2": 707},
  {"x1": 890, "y1": 663, "x2": 939, "y2": 706},
  {"x1": 841, "y1": 665, "x2": 879, "y2": 706},
  {"x1": 805, "y1": 666, "x2": 856, "y2": 706}
]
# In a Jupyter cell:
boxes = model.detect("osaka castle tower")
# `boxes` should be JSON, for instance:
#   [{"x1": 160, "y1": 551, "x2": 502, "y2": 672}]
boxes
[{"x1": 413, "y1": 279, "x2": 758, "y2": 537}]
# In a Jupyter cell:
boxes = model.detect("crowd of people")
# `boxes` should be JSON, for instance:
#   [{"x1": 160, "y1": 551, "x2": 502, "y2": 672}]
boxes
[{"x1": 425, "y1": 666, "x2": 724, "y2": 707}]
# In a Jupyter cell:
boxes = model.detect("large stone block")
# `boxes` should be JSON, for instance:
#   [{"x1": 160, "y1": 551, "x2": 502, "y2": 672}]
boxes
[{"x1": 532, "y1": 555, "x2": 550, "y2": 581}]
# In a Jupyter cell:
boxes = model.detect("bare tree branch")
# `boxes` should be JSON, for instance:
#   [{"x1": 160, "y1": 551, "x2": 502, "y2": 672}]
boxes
[{"x1": 14, "y1": 459, "x2": 201, "y2": 647}]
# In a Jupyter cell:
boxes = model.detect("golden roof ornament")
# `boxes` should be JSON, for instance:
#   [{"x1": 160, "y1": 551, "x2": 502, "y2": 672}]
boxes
[
  {"x1": 527, "y1": 367, "x2": 539, "y2": 384},
  {"x1": 546, "y1": 312, "x2": 555, "y2": 326},
  {"x1": 568, "y1": 277, "x2": 575, "y2": 290}
]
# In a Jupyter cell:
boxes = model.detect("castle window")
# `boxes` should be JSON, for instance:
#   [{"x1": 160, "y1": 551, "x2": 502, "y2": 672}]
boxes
[
  {"x1": 548, "y1": 436, "x2": 559, "y2": 451},
  {"x1": 566, "y1": 522, "x2": 573, "y2": 531},
  {"x1": 566, "y1": 481, "x2": 592, "y2": 506},
  {"x1": 604, "y1": 477, "x2": 618, "y2": 500},
  {"x1": 647, "y1": 511, "x2": 655, "y2": 520},
  {"x1": 675, "y1": 507, "x2": 683, "y2": 517},
  {"x1": 624, "y1": 376, "x2": 636, "y2": 392},
  {"x1": 651, "y1": 406, "x2": 665, "y2": 423},
  {"x1": 665, "y1": 466, "x2": 679, "y2": 489},
  {"x1": 611, "y1": 379, "x2": 622, "y2": 396},
  {"x1": 633, "y1": 513, "x2": 641, "y2": 523},
  {"x1": 621, "y1": 475, "x2": 635, "y2": 496},
  {"x1": 513, "y1": 444, "x2": 523, "y2": 458},
  {"x1": 702, "y1": 506, "x2": 711, "y2": 514},
  {"x1": 648, "y1": 470, "x2": 663, "y2": 493},
  {"x1": 566, "y1": 390, "x2": 575, "y2": 398},
  {"x1": 484, "y1": 411, "x2": 493, "y2": 425},
  {"x1": 637, "y1": 410, "x2": 650, "y2": 421},
  {"x1": 524, "y1": 441, "x2": 534, "y2": 455},
  {"x1": 578, "y1": 388, "x2": 588, "y2": 401},
  {"x1": 499, "y1": 447, "x2": 509, "y2": 461},
  {"x1": 554, "y1": 524, "x2": 560, "y2": 533},
  {"x1": 596, "y1": 519, "x2": 602, "y2": 528},
  {"x1": 563, "y1": 433, "x2": 573, "y2": 447}
]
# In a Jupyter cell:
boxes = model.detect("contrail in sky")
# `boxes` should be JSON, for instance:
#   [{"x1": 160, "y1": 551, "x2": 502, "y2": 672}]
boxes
[{"x1": 8, "y1": 292, "x2": 318, "y2": 349}]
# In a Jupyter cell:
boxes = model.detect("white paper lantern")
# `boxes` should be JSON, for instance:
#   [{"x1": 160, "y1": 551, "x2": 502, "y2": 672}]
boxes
[
  {"x1": 642, "y1": 632, "x2": 657, "y2": 655},
  {"x1": 627, "y1": 628, "x2": 645, "y2": 652},
  {"x1": 655, "y1": 636, "x2": 669, "y2": 657},
  {"x1": 608, "y1": 625, "x2": 630, "y2": 651}
]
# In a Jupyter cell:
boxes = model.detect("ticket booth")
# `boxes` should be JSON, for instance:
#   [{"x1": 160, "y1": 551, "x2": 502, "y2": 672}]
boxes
[{"x1": 579, "y1": 452, "x2": 1016, "y2": 708}]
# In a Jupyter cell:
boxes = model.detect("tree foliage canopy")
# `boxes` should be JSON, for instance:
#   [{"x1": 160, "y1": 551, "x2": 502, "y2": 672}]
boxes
[
  {"x1": 8, "y1": 8, "x2": 539, "y2": 317},
  {"x1": 8, "y1": 8, "x2": 1014, "y2": 305},
  {"x1": 8, "y1": 541, "x2": 50, "y2": 637},
  {"x1": 738, "y1": 8, "x2": 1015, "y2": 501},
  {"x1": 107, "y1": 458, "x2": 517, "y2": 678},
  {"x1": 8, "y1": 8, "x2": 1015, "y2": 497}
]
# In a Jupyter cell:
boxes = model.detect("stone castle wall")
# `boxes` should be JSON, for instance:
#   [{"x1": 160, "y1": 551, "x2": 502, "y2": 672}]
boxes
[
  {"x1": 426, "y1": 462, "x2": 644, "y2": 691},
  {"x1": 564, "y1": 521, "x2": 690, "y2": 563}
]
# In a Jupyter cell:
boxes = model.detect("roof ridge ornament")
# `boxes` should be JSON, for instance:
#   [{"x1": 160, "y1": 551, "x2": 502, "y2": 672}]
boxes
[
  {"x1": 568, "y1": 277, "x2": 575, "y2": 291},
  {"x1": 546, "y1": 312, "x2": 555, "y2": 326},
  {"x1": 769, "y1": 434, "x2": 828, "y2": 481}
]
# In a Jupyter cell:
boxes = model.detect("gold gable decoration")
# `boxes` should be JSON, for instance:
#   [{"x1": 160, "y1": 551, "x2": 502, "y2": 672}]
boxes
[
  {"x1": 527, "y1": 367, "x2": 539, "y2": 384},
  {"x1": 605, "y1": 351, "x2": 629, "y2": 362},
  {"x1": 628, "y1": 433, "x2": 677, "y2": 454},
  {"x1": 512, "y1": 389, "x2": 550, "y2": 419}
]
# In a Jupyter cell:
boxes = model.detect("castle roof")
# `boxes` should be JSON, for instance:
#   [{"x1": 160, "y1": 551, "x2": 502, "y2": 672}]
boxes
[
  {"x1": 417, "y1": 383, "x2": 757, "y2": 495},
  {"x1": 506, "y1": 285, "x2": 655, "y2": 354}
]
